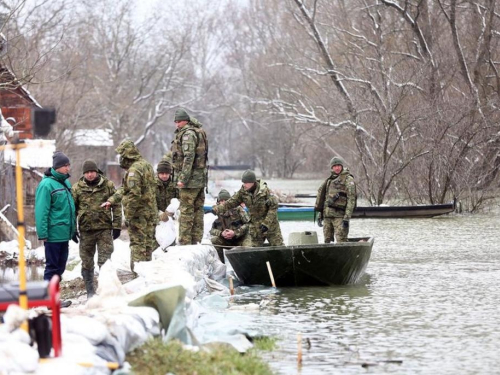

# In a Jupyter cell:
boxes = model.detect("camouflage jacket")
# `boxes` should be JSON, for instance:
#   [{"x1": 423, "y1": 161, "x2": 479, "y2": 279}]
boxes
[
  {"x1": 156, "y1": 176, "x2": 178, "y2": 212},
  {"x1": 108, "y1": 158, "x2": 157, "y2": 220},
  {"x1": 72, "y1": 174, "x2": 121, "y2": 231},
  {"x1": 210, "y1": 206, "x2": 250, "y2": 239},
  {"x1": 171, "y1": 118, "x2": 208, "y2": 188},
  {"x1": 213, "y1": 180, "x2": 279, "y2": 228},
  {"x1": 315, "y1": 169, "x2": 356, "y2": 219}
]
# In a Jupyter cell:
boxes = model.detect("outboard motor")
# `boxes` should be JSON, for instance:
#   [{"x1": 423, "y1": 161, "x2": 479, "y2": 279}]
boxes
[{"x1": 288, "y1": 231, "x2": 319, "y2": 245}]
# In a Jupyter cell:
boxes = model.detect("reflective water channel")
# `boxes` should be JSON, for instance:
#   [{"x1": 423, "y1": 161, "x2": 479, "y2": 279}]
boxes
[{"x1": 229, "y1": 213, "x2": 500, "y2": 374}]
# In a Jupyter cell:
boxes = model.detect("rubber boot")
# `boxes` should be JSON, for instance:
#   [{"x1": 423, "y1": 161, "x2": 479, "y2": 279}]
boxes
[{"x1": 82, "y1": 268, "x2": 95, "y2": 299}]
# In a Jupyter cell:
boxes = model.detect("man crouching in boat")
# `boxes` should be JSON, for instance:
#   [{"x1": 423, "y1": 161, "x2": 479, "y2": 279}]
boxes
[
  {"x1": 211, "y1": 170, "x2": 284, "y2": 247},
  {"x1": 210, "y1": 189, "x2": 252, "y2": 262},
  {"x1": 315, "y1": 156, "x2": 357, "y2": 243}
]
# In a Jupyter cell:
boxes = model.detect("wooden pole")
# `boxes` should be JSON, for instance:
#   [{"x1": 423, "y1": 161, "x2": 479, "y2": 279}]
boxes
[
  {"x1": 297, "y1": 332, "x2": 303, "y2": 366},
  {"x1": 266, "y1": 261, "x2": 276, "y2": 287},
  {"x1": 229, "y1": 276, "x2": 234, "y2": 295}
]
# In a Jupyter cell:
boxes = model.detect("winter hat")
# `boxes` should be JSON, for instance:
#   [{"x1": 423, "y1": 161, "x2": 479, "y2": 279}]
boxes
[
  {"x1": 241, "y1": 170, "x2": 256, "y2": 183},
  {"x1": 218, "y1": 189, "x2": 231, "y2": 201},
  {"x1": 330, "y1": 156, "x2": 345, "y2": 168},
  {"x1": 82, "y1": 160, "x2": 98, "y2": 174},
  {"x1": 174, "y1": 108, "x2": 190, "y2": 122},
  {"x1": 157, "y1": 160, "x2": 172, "y2": 174},
  {"x1": 52, "y1": 151, "x2": 70, "y2": 169}
]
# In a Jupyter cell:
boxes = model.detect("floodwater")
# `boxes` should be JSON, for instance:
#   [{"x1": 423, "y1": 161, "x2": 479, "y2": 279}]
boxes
[
  {"x1": 229, "y1": 213, "x2": 500, "y2": 374},
  {"x1": 0, "y1": 264, "x2": 44, "y2": 283}
]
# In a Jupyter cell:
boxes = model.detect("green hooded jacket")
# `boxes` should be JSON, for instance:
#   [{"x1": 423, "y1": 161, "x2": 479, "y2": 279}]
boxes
[
  {"x1": 35, "y1": 168, "x2": 76, "y2": 242},
  {"x1": 108, "y1": 140, "x2": 156, "y2": 220}
]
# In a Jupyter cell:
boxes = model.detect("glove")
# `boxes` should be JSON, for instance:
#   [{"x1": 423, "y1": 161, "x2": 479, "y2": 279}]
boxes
[
  {"x1": 260, "y1": 224, "x2": 268, "y2": 233},
  {"x1": 71, "y1": 233, "x2": 79, "y2": 244},
  {"x1": 112, "y1": 229, "x2": 121, "y2": 240},
  {"x1": 317, "y1": 213, "x2": 323, "y2": 227},
  {"x1": 343, "y1": 220, "x2": 349, "y2": 229}
]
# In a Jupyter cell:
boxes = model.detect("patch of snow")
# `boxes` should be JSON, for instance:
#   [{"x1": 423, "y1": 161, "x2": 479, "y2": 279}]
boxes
[
  {"x1": 62, "y1": 129, "x2": 113, "y2": 147},
  {"x1": 2, "y1": 139, "x2": 55, "y2": 168}
]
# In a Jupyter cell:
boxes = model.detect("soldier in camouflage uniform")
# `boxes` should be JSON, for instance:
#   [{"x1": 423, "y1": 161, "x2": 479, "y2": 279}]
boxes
[
  {"x1": 156, "y1": 160, "x2": 177, "y2": 218},
  {"x1": 72, "y1": 160, "x2": 121, "y2": 298},
  {"x1": 170, "y1": 108, "x2": 208, "y2": 245},
  {"x1": 315, "y1": 156, "x2": 357, "y2": 243},
  {"x1": 210, "y1": 189, "x2": 252, "y2": 262},
  {"x1": 212, "y1": 170, "x2": 284, "y2": 247},
  {"x1": 101, "y1": 140, "x2": 157, "y2": 272}
]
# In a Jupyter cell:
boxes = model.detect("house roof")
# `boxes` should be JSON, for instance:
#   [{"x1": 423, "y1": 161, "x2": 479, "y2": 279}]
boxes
[
  {"x1": 0, "y1": 63, "x2": 42, "y2": 108},
  {"x1": 63, "y1": 129, "x2": 113, "y2": 147}
]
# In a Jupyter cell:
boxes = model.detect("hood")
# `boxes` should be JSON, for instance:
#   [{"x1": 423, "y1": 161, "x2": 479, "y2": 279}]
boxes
[{"x1": 116, "y1": 140, "x2": 141, "y2": 160}]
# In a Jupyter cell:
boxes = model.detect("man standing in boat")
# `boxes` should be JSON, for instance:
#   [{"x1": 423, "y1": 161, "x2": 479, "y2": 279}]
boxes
[
  {"x1": 170, "y1": 109, "x2": 208, "y2": 245},
  {"x1": 315, "y1": 156, "x2": 357, "y2": 243},
  {"x1": 210, "y1": 189, "x2": 252, "y2": 262},
  {"x1": 211, "y1": 170, "x2": 284, "y2": 247}
]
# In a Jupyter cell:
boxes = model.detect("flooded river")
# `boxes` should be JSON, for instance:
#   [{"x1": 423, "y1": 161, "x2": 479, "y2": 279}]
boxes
[{"x1": 230, "y1": 213, "x2": 500, "y2": 374}]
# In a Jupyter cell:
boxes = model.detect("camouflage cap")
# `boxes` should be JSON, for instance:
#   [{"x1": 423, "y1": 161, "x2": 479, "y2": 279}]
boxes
[
  {"x1": 116, "y1": 140, "x2": 141, "y2": 160},
  {"x1": 218, "y1": 189, "x2": 231, "y2": 201},
  {"x1": 330, "y1": 156, "x2": 345, "y2": 168},
  {"x1": 241, "y1": 170, "x2": 256, "y2": 183},
  {"x1": 174, "y1": 108, "x2": 190, "y2": 122}
]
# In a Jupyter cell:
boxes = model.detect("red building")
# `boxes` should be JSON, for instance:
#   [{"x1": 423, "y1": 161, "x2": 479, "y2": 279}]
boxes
[{"x1": 0, "y1": 64, "x2": 41, "y2": 140}]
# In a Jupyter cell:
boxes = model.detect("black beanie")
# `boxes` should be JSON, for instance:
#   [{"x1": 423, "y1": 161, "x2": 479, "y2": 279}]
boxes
[
  {"x1": 52, "y1": 151, "x2": 70, "y2": 169},
  {"x1": 157, "y1": 160, "x2": 172, "y2": 174},
  {"x1": 241, "y1": 170, "x2": 256, "y2": 183},
  {"x1": 82, "y1": 160, "x2": 98, "y2": 173}
]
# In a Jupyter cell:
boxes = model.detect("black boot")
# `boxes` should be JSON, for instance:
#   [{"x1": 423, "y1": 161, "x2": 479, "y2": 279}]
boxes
[{"x1": 82, "y1": 268, "x2": 95, "y2": 299}]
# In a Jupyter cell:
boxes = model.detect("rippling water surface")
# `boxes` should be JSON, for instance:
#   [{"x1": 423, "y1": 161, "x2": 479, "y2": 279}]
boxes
[{"x1": 228, "y1": 213, "x2": 500, "y2": 374}]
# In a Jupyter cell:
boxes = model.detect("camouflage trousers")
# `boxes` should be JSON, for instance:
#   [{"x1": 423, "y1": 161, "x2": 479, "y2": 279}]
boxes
[
  {"x1": 323, "y1": 217, "x2": 349, "y2": 243},
  {"x1": 250, "y1": 221, "x2": 284, "y2": 247},
  {"x1": 79, "y1": 229, "x2": 114, "y2": 271},
  {"x1": 178, "y1": 187, "x2": 205, "y2": 245},
  {"x1": 210, "y1": 233, "x2": 253, "y2": 263},
  {"x1": 128, "y1": 215, "x2": 155, "y2": 272}
]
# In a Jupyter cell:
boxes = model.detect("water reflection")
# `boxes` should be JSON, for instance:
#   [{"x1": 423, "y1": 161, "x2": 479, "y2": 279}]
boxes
[
  {"x1": 0, "y1": 265, "x2": 44, "y2": 283},
  {"x1": 228, "y1": 213, "x2": 500, "y2": 374}
]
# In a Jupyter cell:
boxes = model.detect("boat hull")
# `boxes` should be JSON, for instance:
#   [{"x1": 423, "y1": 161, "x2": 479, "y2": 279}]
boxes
[
  {"x1": 225, "y1": 237, "x2": 374, "y2": 287},
  {"x1": 205, "y1": 203, "x2": 456, "y2": 221}
]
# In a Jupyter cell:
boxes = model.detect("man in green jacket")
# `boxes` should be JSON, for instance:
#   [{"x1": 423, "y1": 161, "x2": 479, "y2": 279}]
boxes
[
  {"x1": 212, "y1": 170, "x2": 284, "y2": 247},
  {"x1": 35, "y1": 151, "x2": 76, "y2": 308},
  {"x1": 102, "y1": 140, "x2": 156, "y2": 273},
  {"x1": 171, "y1": 108, "x2": 208, "y2": 245},
  {"x1": 315, "y1": 156, "x2": 357, "y2": 243},
  {"x1": 72, "y1": 160, "x2": 121, "y2": 299}
]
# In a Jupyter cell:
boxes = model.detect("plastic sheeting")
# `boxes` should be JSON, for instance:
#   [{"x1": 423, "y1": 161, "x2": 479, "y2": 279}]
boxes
[{"x1": 1, "y1": 241, "x2": 269, "y2": 373}]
